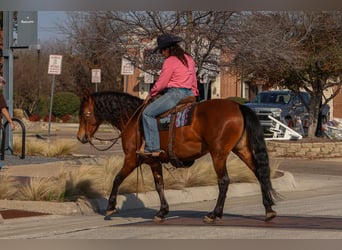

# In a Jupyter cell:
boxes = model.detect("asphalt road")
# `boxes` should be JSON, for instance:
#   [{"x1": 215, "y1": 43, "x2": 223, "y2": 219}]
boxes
[{"x1": 278, "y1": 157, "x2": 342, "y2": 176}]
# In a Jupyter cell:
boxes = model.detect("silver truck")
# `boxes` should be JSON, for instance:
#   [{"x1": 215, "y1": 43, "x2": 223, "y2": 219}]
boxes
[{"x1": 244, "y1": 90, "x2": 330, "y2": 136}]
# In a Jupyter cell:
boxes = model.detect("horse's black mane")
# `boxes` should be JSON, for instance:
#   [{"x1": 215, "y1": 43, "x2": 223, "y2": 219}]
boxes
[{"x1": 91, "y1": 91, "x2": 143, "y2": 129}]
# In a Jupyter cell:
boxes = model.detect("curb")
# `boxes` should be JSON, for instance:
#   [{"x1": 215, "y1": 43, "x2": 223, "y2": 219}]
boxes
[{"x1": 0, "y1": 171, "x2": 296, "y2": 217}]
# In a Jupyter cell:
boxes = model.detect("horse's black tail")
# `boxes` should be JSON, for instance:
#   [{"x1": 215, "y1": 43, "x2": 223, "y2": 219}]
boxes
[{"x1": 239, "y1": 104, "x2": 278, "y2": 206}]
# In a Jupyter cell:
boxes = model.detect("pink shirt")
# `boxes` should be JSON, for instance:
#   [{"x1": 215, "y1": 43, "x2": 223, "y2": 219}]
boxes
[{"x1": 150, "y1": 54, "x2": 199, "y2": 97}]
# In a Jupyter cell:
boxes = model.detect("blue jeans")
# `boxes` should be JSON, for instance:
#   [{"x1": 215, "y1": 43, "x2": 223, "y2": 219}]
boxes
[{"x1": 142, "y1": 88, "x2": 194, "y2": 152}]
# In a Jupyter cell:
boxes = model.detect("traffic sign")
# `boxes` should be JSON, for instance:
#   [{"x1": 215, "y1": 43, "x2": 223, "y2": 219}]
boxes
[
  {"x1": 92, "y1": 69, "x2": 101, "y2": 83},
  {"x1": 48, "y1": 54, "x2": 63, "y2": 75},
  {"x1": 121, "y1": 58, "x2": 134, "y2": 75}
]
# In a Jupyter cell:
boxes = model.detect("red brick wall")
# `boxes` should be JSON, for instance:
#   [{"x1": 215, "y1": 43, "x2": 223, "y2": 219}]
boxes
[
  {"x1": 220, "y1": 69, "x2": 240, "y2": 99},
  {"x1": 333, "y1": 87, "x2": 342, "y2": 118}
]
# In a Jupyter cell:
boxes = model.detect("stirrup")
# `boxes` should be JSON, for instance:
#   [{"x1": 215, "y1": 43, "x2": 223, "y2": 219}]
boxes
[{"x1": 136, "y1": 150, "x2": 165, "y2": 158}]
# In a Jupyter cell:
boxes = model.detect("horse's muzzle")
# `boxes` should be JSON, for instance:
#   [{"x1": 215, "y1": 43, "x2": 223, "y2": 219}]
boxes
[{"x1": 77, "y1": 135, "x2": 89, "y2": 144}]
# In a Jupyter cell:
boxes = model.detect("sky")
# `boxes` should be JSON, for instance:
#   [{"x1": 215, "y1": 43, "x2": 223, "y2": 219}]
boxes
[{"x1": 38, "y1": 11, "x2": 68, "y2": 41}]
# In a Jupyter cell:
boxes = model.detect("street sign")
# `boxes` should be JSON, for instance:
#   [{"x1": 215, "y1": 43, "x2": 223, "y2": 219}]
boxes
[
  {"x1": 91, "y1": 69, "x2": 101, "y2": 83},
  {"x1": 48, "y1": 55, "x2": 63, "y2": 75},
  {"x1": 144, "y1": 72, "x2": 154, "y2": 83},
  {"x1": 17, "y1": 11, "x2": 38, "y2": 46},
  {"x1": 121, "y1": 58, "x2": 134, "y2": 75}
]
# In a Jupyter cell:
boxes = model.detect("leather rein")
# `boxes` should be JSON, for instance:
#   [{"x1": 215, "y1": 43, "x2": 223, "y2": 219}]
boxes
[{"x1": 84, "y1": 102, "x2": 146, "y2": 151}]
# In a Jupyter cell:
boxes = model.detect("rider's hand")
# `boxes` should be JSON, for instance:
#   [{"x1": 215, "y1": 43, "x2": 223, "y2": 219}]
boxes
[
  {"x1": 144, "y1": 95, "x2": 151, "y2": 104},
  {"x1": 9, "y1": 121, "x2": 16, "y2": 131}
]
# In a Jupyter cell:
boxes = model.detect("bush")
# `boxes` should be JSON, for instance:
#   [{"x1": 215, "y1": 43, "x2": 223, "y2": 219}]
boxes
[
  {"x1": 60, "y1": 114, "x2": 73, "y2": 123},
  {"x1": 29, "y1": 114, "x2": 41, "y2": 122},
  {"x1": 43, "y1": 114, "x2": 56, "y2": 122},
  {"x1": 32, "y1": 95, "x2": 49, "y2": 118},
  {"x1": 52, "y1": 92, "x2": 80, "y2": 119}
]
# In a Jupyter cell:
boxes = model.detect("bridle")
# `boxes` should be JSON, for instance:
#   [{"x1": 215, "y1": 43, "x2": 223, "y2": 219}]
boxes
[
  {"x1": 83, "y1": 111, "x2": 122, "y2": 151},
  {"x1": 82, "y1": 101, "x2": 146, "y2": 152}
]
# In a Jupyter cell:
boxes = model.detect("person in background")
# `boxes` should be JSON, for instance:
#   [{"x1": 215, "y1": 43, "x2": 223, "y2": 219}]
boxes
[
  {"x1": 0, "y1": 76, "x2": 16, "y2": 170},
  {"x1": 137, "y1": 33, "x2": 199, "y2": 157},
  {"x1": 0, "y1": 76, "x2": 15, "y2": 131}
]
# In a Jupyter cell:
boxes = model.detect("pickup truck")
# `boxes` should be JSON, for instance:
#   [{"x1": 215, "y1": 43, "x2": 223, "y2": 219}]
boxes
[{"x1": 244, "y1": 90, "x2": 330, "y2": 135}]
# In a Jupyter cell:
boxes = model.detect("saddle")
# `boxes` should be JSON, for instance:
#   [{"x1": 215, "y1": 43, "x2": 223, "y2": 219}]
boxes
[
  {"x1": 160, "y1": 96, "x2": 196, "y2": 168},
  {"x1": 141, "y1": 96, "x2": 197, "y2": 168}
]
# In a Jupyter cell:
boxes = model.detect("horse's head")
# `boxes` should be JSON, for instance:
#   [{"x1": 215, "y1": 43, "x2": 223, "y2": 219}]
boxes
[{"x1": 77, "y1": 89, "x2": 101, "y2": 144}]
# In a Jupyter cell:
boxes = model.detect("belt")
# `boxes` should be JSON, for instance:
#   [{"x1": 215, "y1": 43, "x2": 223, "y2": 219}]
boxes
[
  {"x1": 167, "y1": 87, "x2": 191, "y2": 92},
  {"x1": 172, "y1": 87, "x2": 190, "y2": 91}
]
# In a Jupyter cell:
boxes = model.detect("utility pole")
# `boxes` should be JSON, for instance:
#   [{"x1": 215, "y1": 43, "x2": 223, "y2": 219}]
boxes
[{"x1": 2, "y1": 11, "x2": 38, "y2": 152}]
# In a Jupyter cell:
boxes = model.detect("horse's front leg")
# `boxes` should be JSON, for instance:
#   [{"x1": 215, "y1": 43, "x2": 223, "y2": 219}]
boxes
[
  {"x1": 149, "y1": 160, "x2": 169, "y2": 222},
  {"x1": 105, "y1": 158, "x2": 136, "y2": 219},
  {"x1": 104, "y1": 173, "x2": 125, "y2": 218},
  {"x1": 203, "y1": 156, "x2": 229, "y2": 223}
]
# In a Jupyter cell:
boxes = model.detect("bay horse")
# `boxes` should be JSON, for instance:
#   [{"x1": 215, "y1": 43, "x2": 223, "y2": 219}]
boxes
[{"x1": 77, "y1": 90, "x2": 278, "y2": 223}]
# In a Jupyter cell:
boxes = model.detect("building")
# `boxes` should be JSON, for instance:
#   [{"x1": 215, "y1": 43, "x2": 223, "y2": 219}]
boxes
[{"x1": 333, "y1": 86, "x2": 342, "y2": 119}]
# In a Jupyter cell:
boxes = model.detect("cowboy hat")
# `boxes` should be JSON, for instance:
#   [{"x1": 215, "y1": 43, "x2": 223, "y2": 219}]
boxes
[{"x1": 153, "y1": 33, "x2": 183, "y2": 53}]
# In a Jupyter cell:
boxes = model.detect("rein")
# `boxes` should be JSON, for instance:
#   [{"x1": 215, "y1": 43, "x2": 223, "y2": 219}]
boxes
[
  {"x1": 85, "y1": 101, "x2": 146, "y2": 152},
  {"x1": 88, "y1": 133, "x2": 122, "y2": 151}
]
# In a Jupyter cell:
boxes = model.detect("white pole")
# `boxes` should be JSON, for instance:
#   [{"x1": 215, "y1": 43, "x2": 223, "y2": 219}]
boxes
[{"x1": 47, "y1": 75, "x2": 56, "y2": 139}]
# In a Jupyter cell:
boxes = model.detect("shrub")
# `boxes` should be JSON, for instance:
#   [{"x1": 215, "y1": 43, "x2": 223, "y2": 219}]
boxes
[
  {"x1": 60, "y1": 114, "x2": 73, "y2": 123},
  {"x1": 29, "y1": 114, "x2": 41, "y2": 122},
  {"x1": 43, "y1": 114, "x2": 56, "y2": 122},
  {"x1": 52, "y1": 92, "x2": 80, "y2": 119},
  {"x1": 226, "y1": 96, "x2": 248, "y2": 104},
  {"x1": 31, "y1": 95, "x2": 49, "y2": 118}
]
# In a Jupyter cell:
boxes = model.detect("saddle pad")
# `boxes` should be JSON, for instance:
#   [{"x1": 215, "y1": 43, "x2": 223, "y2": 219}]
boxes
[{"x1": 157, "y1": 104, "x2": 195, "y2": 131}]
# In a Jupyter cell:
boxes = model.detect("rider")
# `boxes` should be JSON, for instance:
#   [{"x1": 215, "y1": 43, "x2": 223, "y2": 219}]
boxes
[
  {"x1": 0, "y1": 76, "x2": 15, "y2": 131},
  {"x1": 137, "y1": 33, "x2": 199, "y2": 157}
]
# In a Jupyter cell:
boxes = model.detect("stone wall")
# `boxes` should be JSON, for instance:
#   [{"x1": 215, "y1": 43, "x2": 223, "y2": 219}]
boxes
[{"x1": 266, "y1": 140, "x2": 342, "y2": 158}]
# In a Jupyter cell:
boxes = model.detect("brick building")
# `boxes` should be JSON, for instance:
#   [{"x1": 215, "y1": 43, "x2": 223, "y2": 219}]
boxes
[{"x1": 333, "y1": 87, "x2": 342, "y2": 119}]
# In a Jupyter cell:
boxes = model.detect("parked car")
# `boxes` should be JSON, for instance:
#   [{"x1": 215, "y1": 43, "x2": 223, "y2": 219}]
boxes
[{"x1": 244, "y1": 90, "x2": 330, "y2": 135}]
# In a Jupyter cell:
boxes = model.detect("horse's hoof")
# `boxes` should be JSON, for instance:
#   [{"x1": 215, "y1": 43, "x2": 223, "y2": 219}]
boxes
[
  {"x1": 203, "y1": 215, "x2": 216, "y2": 223},
  {"x1": 265, "y1": 210, "x2": 277, "y2": 222},
  {"x1": 153, "y1": 215, "x2": 165, "y2": 222},
  {"x1": 104, "y1": 209, "x2": 116, "y2": 220}
]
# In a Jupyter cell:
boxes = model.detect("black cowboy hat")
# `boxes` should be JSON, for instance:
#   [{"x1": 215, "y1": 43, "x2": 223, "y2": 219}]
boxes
[{"x1": 153, "y1": 33, "x2": 183, "y2": 53}]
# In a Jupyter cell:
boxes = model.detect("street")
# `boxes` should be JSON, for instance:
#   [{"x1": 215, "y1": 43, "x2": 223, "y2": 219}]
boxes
[{"x1": 1, "y1": 157, "x2": 342, "y2": 239}]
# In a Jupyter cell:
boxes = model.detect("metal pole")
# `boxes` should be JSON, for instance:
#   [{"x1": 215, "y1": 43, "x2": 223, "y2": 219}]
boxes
[
  {"x1": 47, "y1": 75, "x2": 55, "y2": 139},
  {"x1": 204, "y1": 82, "x2": 209, "y2": 101},
  {"x1": 125, "y1": 75, "x2": 129, "y2": 93},
  {"x1": 2, "y1": 11, "x2": 14, "y2": 152},
  {"x1": 36, "y1": 44, "x2": 41, "y2": 115}
]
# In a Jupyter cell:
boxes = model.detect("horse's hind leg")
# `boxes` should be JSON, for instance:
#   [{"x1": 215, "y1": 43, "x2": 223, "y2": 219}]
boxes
[
  {"x1": 203, "y1": 154, "x2": 229, "y2": 223},
  {"x1": 149, "y1": 160, "x2": 169, "y2": 222},
  {"x1": 233, "y1": 144, "x2": 277, "y2": 222}
]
